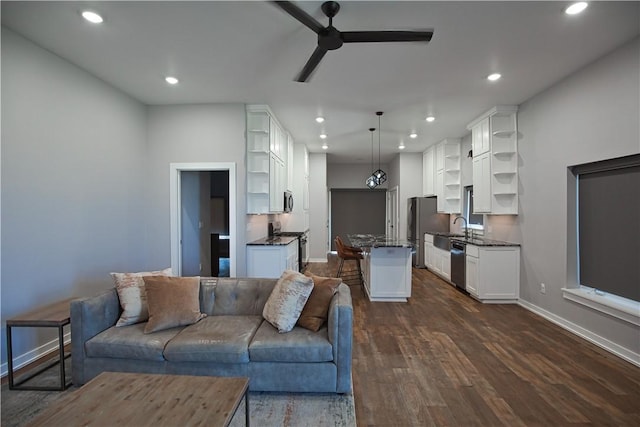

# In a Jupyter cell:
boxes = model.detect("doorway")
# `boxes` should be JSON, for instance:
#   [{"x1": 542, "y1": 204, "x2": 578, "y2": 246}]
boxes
[{"x1": 170, "y1": 163, "x2": 236, "y2": 277}]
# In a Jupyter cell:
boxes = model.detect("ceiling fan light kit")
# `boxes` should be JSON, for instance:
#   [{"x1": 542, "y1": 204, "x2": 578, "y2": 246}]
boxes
[{"x1": 272, "y1": 1, "x2": 434, "y2": 82}]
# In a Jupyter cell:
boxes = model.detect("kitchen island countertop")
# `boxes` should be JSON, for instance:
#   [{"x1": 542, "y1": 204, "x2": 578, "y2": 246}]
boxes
[{"x1": 347, "y1": 234, "x2": 415, "y2": 249}]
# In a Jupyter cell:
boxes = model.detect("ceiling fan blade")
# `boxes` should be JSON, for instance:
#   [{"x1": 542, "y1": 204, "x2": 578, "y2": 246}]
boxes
[
  {"x1": 342, "y1": 30, "x2": 433, "y2": 43},
  {"x1": 295, "y1": 46, "x2": 328, "y2": 82},
  {"x1": 271, "y1": 1, "x2": 324, "y2": 34}
]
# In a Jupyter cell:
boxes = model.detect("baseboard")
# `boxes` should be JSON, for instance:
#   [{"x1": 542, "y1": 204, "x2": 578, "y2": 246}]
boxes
[
  {"x1": 518, "y1": 299, "x2": 640, "y2": 368},
  {"x1": 0, "y1": 332, "x2": 72, "y2": 377}
]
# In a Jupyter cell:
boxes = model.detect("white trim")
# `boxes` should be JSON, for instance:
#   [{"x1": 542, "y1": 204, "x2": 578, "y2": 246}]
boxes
[
  {"x1": 1, "y1": 332, "x2": 71, "y2": 377},
  {"x1": 562, "y1": 287, "x2": 640, "y2": 326},
  {"x1": 170, "y1": 163, "x2": 237, "y2": 277},
  {"x1": 518, "y1": 299, "x2": 640, "y2": 368}
]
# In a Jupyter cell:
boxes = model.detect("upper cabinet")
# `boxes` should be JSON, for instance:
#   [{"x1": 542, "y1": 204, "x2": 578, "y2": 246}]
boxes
[
  {"x1": 246, "y1": 105, "x2": 290, "y2": 214},
  {"x1": 467, "y1": 106, "x2": 518, "y2": 215},
  {"x1": 426, "y1": 138, "x2": 462, "y2": 214}
]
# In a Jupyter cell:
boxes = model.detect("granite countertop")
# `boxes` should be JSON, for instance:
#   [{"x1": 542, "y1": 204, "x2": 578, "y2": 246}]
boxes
[
  {"x1": 424, "y1": 231, "x2": 519, "y2": 247},
  {"x1": 347, "y1": 234, "x2": 415, "y2": 249},
  {"x1": 247, "y1": 235, "x2": 298, "y2": 246}
]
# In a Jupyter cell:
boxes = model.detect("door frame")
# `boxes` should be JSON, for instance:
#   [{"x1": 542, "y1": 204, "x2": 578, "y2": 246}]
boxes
[
  {"x1": 170, "y1": 162, "x2": 236, "y2": 276},
  {"x1": 387, "y1": 185, "x2": 399, "y2": 239}
]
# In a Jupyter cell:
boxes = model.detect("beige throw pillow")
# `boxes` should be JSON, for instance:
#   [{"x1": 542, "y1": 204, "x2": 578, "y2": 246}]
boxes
[
  {"x1": 263, "y1": 270, "x2": 314, "y2": 333},
  {"x1": 297, "y1": 273, "x2": 342, "y2": 332},
  {"x1": 143, "y1": 276, "x2": 206, "y2": 334},
  {"x1": 111, "y1": 268, "x2": 173, "y2": 327}
]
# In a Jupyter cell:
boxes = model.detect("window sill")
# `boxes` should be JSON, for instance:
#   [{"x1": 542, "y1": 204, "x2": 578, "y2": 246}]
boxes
[{"x1": 562, "y1": 287, "x2": 640, "y2": 326}]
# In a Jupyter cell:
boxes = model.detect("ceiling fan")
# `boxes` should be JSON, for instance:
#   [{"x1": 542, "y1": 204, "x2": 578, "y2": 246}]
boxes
[{"x1": 272, "y1": 1, "x2": 433, "y2": 82}]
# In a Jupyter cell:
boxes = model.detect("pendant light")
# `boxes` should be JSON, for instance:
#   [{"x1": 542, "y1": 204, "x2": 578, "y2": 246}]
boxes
[
  {"x1": 373, "y1": 111, "x2": 387, "y2": 185},
  {"x1": 366, "y1": 127, "x2": 377, "y2": 189}
]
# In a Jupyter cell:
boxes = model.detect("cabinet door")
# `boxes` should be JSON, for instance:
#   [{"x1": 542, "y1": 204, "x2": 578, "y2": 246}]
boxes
[
  {"x1": 303, "y1": 174, "x2": 310, "y2": 210},
  {"x1": 472, "y1": 118, "x2": 490, "y2": 156},
  {"x1": 424, "y1": 242, "x2": 432, "y2": 269},
  {"x1": 269, "y1": 154, "x2": 284, "y2": 212},
  {"x1": 442, "y1": 250, "x2": 451, "y2": 280},
  {"x1": 473, "y1": 152, "x2": 491, "y2": 213},
  {"x1": 422, "y1": 148, "x2": 435, "y2": 196},
  {"x1": 435, "y1": 169, "x2": 444, "y2": 212},
  {"x1": 465, "y1": 255, "x2": 479, "y2": 297},
  {"x1": 435, "y1": 142, "x2": 444, "y2": 171}
]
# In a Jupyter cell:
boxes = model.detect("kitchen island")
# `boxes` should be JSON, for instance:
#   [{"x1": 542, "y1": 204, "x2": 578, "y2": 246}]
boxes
[{"x1": 347, "y1": 234, "x2": 414, "y2": 302}]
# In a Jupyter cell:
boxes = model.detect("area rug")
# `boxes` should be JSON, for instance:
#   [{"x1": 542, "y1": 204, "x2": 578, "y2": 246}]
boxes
[{"x1": 1, "y1": 358, "x2": 355, "y2": 427}]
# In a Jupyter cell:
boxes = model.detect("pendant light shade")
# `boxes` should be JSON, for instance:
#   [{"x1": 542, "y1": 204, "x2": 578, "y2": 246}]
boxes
[
  {"x1": 374, "y1": 112, "x2": 387, "y2": 185},
  {"x1": 366, "y1": 127, "x2": 378, "y2": 188}
]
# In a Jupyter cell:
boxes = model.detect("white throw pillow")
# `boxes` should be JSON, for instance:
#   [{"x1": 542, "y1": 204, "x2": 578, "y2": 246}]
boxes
[
  {"x1": 263, "y1": 270, "x2": 314, "y2": 333},
  {"x1": 111, "y1": 268, "x2": 173, "y2": 327}
]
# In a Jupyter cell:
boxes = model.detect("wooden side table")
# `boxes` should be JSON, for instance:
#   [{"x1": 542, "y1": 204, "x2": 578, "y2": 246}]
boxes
[{"x1": 6, "y1": 297, "x2": 74, "y2": 391}]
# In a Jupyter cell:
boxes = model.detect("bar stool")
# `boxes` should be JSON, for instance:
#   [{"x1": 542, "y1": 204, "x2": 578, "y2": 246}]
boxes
[{"x1": 334, "y1": 236, "x2": 364, "y2": 290}]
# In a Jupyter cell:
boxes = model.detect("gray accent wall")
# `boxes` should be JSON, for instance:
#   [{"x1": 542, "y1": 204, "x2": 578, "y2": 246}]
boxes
[
  {"x1": 488, "y1": 37, "x2": 640, "y2": 356},
  {"x1": 145, "y1": 104, "x2": 247, "y2": 276},
  {"x1": 1, "y1": 28, "x2": 148, "y2": 365}
]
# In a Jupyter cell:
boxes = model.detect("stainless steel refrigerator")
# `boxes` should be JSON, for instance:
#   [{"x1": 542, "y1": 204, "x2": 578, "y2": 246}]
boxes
[{"x1": 407, "y1": 197, "x2": 450, "y2": 268}]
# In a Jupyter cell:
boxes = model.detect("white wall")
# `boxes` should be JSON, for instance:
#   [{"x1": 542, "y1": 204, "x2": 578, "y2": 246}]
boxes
[
  {"x1": 1, "y1": 28, "x2": 148, "y2": 366},
  {"x1": 145, "y1": 104, "x2": 248, "y2": 275},
  {"x1": 501, "y1": 37, "x2": 640, "y2": 357},
  {"x1": 309, "y1": 153, "x2": 328, "y2": 261},
  {"x1": 327, "y1": 163, "x2": 389, "y2": 189}
]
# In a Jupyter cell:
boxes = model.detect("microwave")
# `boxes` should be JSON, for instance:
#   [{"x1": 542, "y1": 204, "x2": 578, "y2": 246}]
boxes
[{"x1": 284, "y1": 191, "x2": 294, "y2": 213}]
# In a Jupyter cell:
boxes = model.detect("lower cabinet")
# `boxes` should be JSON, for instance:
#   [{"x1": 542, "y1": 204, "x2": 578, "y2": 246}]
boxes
[
  {"x1": 424, "y1": 238, "x2": 450, "y2": 282},
  {"x1": 465, "y1": 244, "x2": 520, "y2": 303},
  {"x1": 247, "y1": 241, "x2": 298, "y2": 278}
]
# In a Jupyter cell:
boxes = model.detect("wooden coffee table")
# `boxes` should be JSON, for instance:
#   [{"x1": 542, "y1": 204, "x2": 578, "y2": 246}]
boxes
[{"x1": 26, "y1": 372, "x2": 249, "y2": 427}]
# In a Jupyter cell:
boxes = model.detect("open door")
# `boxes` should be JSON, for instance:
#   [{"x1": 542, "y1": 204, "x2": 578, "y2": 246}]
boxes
[{"x1": 170, "y1": 163, "x2": 236, "y2": 277}]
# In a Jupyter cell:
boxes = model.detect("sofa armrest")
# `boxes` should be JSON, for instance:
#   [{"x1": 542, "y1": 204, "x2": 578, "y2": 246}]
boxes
[
  {"x1": 70, "y1": 288, "x2": 120, "y2": 385},
  {"x1": 327, "y1": 283, "x2": 353, "y2": 393}
]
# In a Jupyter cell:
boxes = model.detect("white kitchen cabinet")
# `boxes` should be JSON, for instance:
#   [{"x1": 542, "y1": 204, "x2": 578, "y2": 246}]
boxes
[
  {"x1": 424, "y1": 234, "x2": 434, "y2": 269},
  {"x1": 433, "y1": 139, "x2": 461, "y2": 213},
  {"x1": 471, "y1": 117, "x2": 490, "y2": 156},
  {"x1": 422, "y1": 146, "x2": 435, "y2": 196},
  {"x1": 472, "y1": 152, "x2": 491, "y2": 213},
  {"x1": 362, "y1": 246, "x2": 412, "y2": 302},
  {"x1": 269, "y1": 153, "x2": 285, "y2": 212},
  {"x1": 467, "y1": 106, "x2": 518, "y2": 215},
  {"x1": 247, "y1": 105, "x2": 290, "y2": 214},
  {"x1": 465, "y1": 244, "x2": 520, "y2": 303},
  {"x1": 247, "y1": 240, "x2": 298, "y2": 278},
  {"x1": 435, "y1": 169, "x2": 444, "y2": 212}
]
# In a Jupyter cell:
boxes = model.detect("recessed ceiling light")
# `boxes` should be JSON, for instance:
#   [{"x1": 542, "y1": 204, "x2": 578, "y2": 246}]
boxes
[
  {"x1": 315, "y1": 116, "x2": 325, "y2": 123},
  {"x1": 409, "y1": 133, "x2": 417, "y2": 139},
  {"x1": 425, "y1": 116, "x2": 435, "y2": 123},
  {"x1": 321, "y1": 143, "x2": 328, "y2": 150},
  {"x1": 319, "y1": 134, "x2": 327, "y2": 139},
  {"x1": 165, "y1": 76, "x2": 179, "y2": 85},
  {"x1": 399, "y1": 144, "x2": 406, "y2": 150},
  {"x1": 565, "y1": 2, "x2": 588, "y2": 15},
  {"x1": 487, "y1": 73, "x2": 502, "y2": 81},
  {"x1": 81, "y1": 11, "x2": 104, "y2": 24}
]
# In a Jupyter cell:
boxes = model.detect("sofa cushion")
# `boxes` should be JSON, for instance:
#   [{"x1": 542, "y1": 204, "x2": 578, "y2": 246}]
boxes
[
  {"x1": 262, "y1": 270, "x2": 314, "y2": 333},
  {"x1": 249, "y1": 321, "x2": 333, "y2": 363},
  {"x1": 143, "y1": 276, "x2": 206, "y2": 333},
  {"x1": 111, "y1": 267, "x2": 173, "y2": 327},
  {"x1": 85, "y1": 323, "x2": 183, "y2": 361},
  {"x1": 297, "y1": 273, "x2": 342, "y2": 332},
  {"x1": 212, "y1": 278, "x2": 276, "y2": 316},
  {"x1": 163, "y1": 315, "x2": 263, "y2": 363}
]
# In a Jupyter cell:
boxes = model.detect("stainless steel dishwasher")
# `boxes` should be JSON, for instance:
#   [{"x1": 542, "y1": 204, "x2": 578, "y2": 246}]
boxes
[{"x1": 450, "y1": 241, "x2": 466, "y2": 291}]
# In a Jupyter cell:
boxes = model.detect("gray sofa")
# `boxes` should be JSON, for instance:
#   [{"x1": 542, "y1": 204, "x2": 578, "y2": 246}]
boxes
[{"x1": 71, "y1": 277, "x2": 353, "y2": 393}]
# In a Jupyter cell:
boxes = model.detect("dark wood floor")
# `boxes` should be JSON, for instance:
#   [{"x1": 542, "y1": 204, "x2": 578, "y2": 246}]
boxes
[{"x1": 307, "y1": 258, "x2": 640, "y2": 427}]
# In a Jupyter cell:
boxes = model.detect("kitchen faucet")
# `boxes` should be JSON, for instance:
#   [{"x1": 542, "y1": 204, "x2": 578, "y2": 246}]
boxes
[{"x1": 454, "y1": 216, "x2": 468, "y2": 240}]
